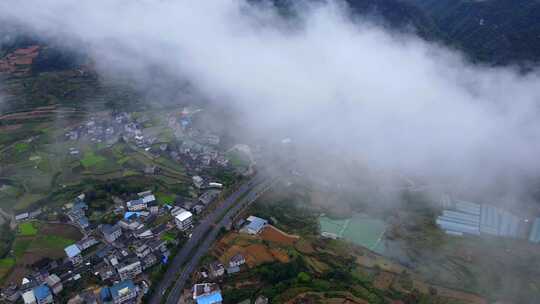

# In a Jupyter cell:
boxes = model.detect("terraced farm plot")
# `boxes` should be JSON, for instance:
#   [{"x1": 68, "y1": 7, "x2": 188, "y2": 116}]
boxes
[
  {"x1": 3, "y1": 222, "x2": 81, "y2": 286},
  {"x1": 80, "y1": 151, "x2": 107, "y2": 168},
  {"x1": 17, "y1": 222, "x2": 37, "y2": 236}
]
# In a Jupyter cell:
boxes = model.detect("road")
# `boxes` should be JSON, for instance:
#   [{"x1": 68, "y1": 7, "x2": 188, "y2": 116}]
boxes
[{"x1": 148, "y1": 172, "x2": 272, "y2": 304}]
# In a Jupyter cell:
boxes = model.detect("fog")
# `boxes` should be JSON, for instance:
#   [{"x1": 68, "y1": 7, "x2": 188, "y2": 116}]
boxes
[{"x1": 2, "y1": 0, "x2": 540, "y2": 201}]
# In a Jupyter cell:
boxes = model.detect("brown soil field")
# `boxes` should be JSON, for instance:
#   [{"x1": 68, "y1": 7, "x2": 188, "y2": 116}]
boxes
[
  {"x1": 269, "y1": 248, "x2": 290, "y2": 263},
  {"x1": 260, "y1": 225, "x2": 299, "y2": 246},
  {"x1": 244, "y1": 244, "x2": 275, "y2": 267},
  {"x1": 294, "y1": 239, "x2": 315, "y2": 254},
  {"x1": 3, "y1": 266, "x2": 28, "y2": 286},
  {"x1": 373, "y1": 271, "x2": 395, "y2": 290},
  {"x1": 40, "y1": 223, "x2": 83, "y2": 240}
]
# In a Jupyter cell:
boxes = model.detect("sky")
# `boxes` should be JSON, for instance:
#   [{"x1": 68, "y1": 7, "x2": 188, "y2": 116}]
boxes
[{"x1": 1, "y1": 0, "x2": 540, "y2": 201}]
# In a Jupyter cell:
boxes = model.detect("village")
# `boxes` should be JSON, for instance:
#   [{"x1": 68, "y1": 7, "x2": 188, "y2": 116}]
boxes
[
  {"x1": 0, "y1": 179, "x2": 276, "y2": 304},
  {"x1": 0, "y1": 104, "x2": 263, "y2": 304}
]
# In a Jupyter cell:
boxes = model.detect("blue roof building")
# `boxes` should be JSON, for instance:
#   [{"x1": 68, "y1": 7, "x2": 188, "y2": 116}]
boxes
[
  {"x1": 245, "y1": 216, "x2": 268, "y2": 234},
  {"x1": 100, "y1": 287, "x2": 112, "y2": 303},
  {"x1": 110, "y1": 280, "x2": 137, "y2": 303},
  {"x1": 196, "y1": 292, "x2": 223, "y2": 304},
  {"x1": 124, "y1": 211, "x2": 142, "y2": 220},
  {"x1": 33, "y1": 284, "x2": 52, "y2": 304},
  {"x1": 64, "y1": 244, "x2": 81, "y2": 258},
  {"x1": 529, "y1": 218, "x2": 540, "y2": 243}
]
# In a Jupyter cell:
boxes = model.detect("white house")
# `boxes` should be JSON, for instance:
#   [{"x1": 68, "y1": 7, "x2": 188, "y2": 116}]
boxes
[
  {"x1": 228, "y1": 254, "x2": 245, "y2": 268},
  {"x1": 175, "y1": 211, "x2": 193, "y2": 231},
  {"x1": 126, "y1": 199, "x2": 146, "y2": 211}
]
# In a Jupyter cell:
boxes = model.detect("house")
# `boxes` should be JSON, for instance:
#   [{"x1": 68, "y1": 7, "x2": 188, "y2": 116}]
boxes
[
  {"x1": 228, "y1": 254, "x2": 245, "y2": 268},
  {"x1": 95, "y1": 262, "x2": 116, "y2": 281},
  {"x1": 198, "y1": 190, "x2": 220, "y2": 206},
  {"x1": 171, "y1": 206, "x2": 186, "y2": 217},
  {"x1": 67, "y1": 200, "x2": 88, "y2": 222},
  {"x1": 118, "y1": 219, "x2": 143, "y2": 231},
  {"x1": 148, "y1": 203, "x2": 159, "y2": 214},
  {"x1": 117, "y1": 259, "x2": 142, "y2": 281},
  {"x1": 101, "y1": 280, "x2": 137, "y2": 304},
  {"x1": 44, "y1": 274, "x2": 63, "y2": 295},
  {"x1": 135, "y1": 229, "x2": 153, "y2": 239},
  {"x1": 101, "y1": 224, "x2": 122, "y2": 243},
  {"x1": 126, "y1": 199, "x2": 146, "y2": 211},
  {"x1": 175, "y1": 211, "x2": 194, "y2": 231},
  {"x1": 15, "y1": 213, "x2": 29, "y2": 222},
  {"x1": 193, "y1": 283, "x2": 222, "y2": 304},
  {"x1": 76, "y1": 216, "x2": 90, "y2": 229},
  {"x1": 142, "y1": 253, "x2": 158, "y2": 270},
  {"x1": 1, "y1": 284, "x2": 20, "y2": 303},
  {"x1": 243, "y1": 216, "x2": 268, "y2": 235},
  {"x1": 33, "y1": 285, "x2": 53, "y2": 304},
  {"x1": 208, "y1": 261, "x2": 225, "y2": 278},
  {"x1": 77, "y1": 237, "x2": 99, "y2": 251},
  {"x1": 135, "y1": 245, "x2": 151, "y2": 258},
  {"x1": 22, "y1": 290, "x2": 36, "y2": 304},
  {"x1": 141, "y1": 194, "x2": 156, "y2": 204},
  {"x1": 192, "y1": 205, "x2": 204, "y2": 214},
  {"x1": 110, "y1": 280, "x2": 137, "y2": 304},
  {"x1": 147, "y1": 239, "x2": 167, "y2": 253},
  {"x1": 226, "y1": 266, "x2": 240, "y2": 275},
  {"x1": 64, "y1": 244, "x2": 83, "y2": 265},
  {"x1": 193, "y1": 176, "x2": 204, "y2": 189}
]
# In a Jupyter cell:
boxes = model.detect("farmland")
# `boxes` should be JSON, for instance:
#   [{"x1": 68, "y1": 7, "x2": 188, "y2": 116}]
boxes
[
  {"x1": 0, "y1": 111, "x2": 191, "y2": 213},
  {"x1": 1, "y1": 222, "x2": 81, "y2": 286},
  {"x1": 207, "y1": 185, "x2": 488, "y2": 304}
]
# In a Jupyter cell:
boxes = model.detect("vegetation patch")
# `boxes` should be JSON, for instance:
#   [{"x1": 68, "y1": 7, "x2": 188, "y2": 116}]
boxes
[
  {"x1": 14, "y1": 142, "x2": 30, "y2": 153},
  {"x1": 17, "y1": 222, "x2": 38, "y2": 236},
  {"x1": 80, "y1": 151, "x2": 106, "y2": 168}
]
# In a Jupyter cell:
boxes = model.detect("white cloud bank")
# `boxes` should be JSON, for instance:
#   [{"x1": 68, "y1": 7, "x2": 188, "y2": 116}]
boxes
[{"x1": 2, "y1": 0, "x2": 540, "y2": 198}]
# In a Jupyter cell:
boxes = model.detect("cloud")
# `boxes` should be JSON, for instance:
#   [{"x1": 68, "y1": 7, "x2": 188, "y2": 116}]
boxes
[{"x1": 2, "y1": 0, "x2": 540, "y2": 199}]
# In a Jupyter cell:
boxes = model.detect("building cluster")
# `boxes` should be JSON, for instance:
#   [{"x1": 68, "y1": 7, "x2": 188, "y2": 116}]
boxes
[
  {"x1": 436, "y1": 195, "x2": 530, "y2": 240},
  {"x1": 189, "y1": 216, "x2": 269, "y2": 304},
  {"x1": 2, "y1": 185, "x2": 216, "y2": 304},
  {"x1": 167, "y1": 109, "x2": 231, "y2": 173},
  {"x1": 63, "y1": 108, "x2": 243, "y2": 178}
]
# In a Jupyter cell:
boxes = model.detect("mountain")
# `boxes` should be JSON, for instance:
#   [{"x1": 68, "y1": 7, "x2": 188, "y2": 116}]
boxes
[{"x1": 396, "y1": 0, "x2": 540, "y2": 66}]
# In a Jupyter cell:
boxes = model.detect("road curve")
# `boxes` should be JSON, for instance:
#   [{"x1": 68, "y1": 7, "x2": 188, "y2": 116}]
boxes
[{"x1": 148, "y1": 173, "x2": 270, "y2": 304}]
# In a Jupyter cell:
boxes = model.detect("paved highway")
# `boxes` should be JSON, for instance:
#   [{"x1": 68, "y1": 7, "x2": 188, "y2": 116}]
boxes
[{"x1": 148, "y1": 173, "x2": 272, "y2": 304}]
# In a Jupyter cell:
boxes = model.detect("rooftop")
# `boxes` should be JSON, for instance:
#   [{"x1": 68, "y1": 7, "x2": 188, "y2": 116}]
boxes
[
  {"x1": 101, "y1": 224, "x2": 121, "y2": 235},
  {"x1": 196, "y1": 292, "x2": 223, "y2": 304},
  {"x1": 246, "y1": 216, "x2": 268, "y2": 233},
  {"x1": 33, "y1": 284, "x2": 51, "y2": 300},
  {"x1": 176, "y1": 210, "x2": 193, "y2": 222},
  {"x1": 64, "y1": 244, "x2": 81, "y2": 258},
  {"x1": 110, "y1": 280, "x2": 136, "y2": 299}
]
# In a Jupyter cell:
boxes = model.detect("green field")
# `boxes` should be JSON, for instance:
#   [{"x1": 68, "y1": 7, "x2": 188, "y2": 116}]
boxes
[
  {"x1": 80, "y1": 151, "x2": 107, "y2": 168},
  {"x1": 14, "y1": 142, "x2": 30, "y2": 153},
  {"x1": 319, "y1": 214, "x2": 386, "y2": 253},
  {"x1": 156, "y1": 192, "x2": 175, "y2": 205},
  {"x1": 17, "y1": 222, "x2": 38, "y2": 236},
  {"x1": 0, "y1": 258, "x2": 14, "y2": 268},
  {"x1": 32, "y1": 235, "x2": 75, "y2": 249}
]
